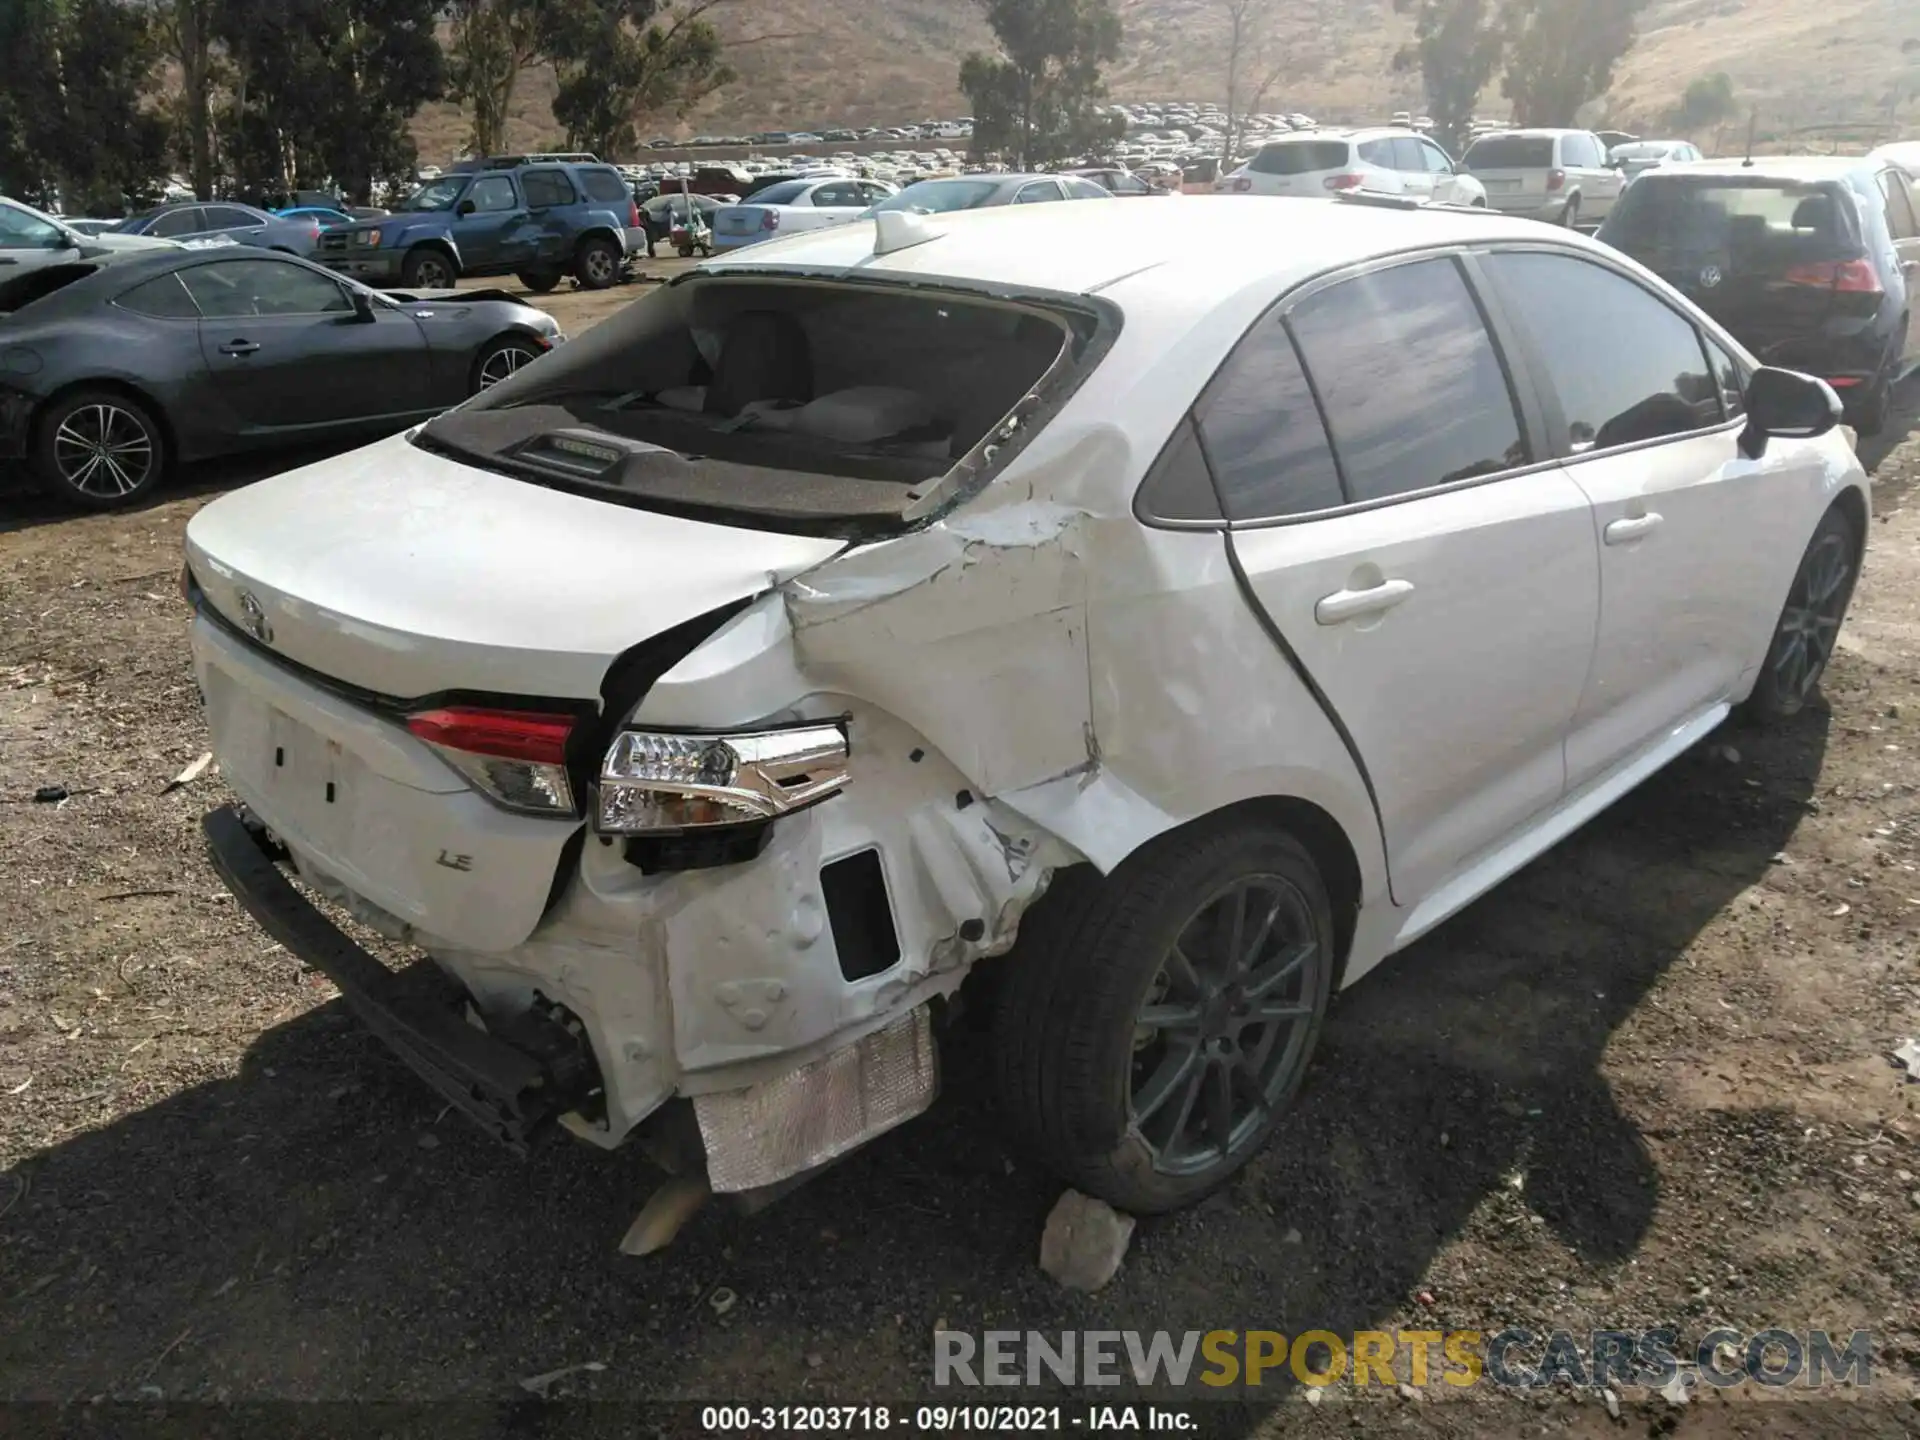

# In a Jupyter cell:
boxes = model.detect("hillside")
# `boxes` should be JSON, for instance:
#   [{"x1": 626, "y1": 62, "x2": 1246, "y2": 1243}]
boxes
[{"x1": 409, "y1": 0, "x2": 1920, "y2": 163}]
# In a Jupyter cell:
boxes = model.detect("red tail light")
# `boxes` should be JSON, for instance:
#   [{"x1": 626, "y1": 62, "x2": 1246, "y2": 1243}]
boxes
[
  {"x1": 1783, "y1": 258, "x2": 1882, "y2": 293},
  {"x1": 1324, "y1": 173, "x2": 1364, "y2": 191},
  {"x1": 406, "y1": 707, "x2": 578, "y2": 815},
  {"x1": 760, "y1": 209, "x2": 781, "y2": 231},
  {"x1": 406, "y1": 707, "x2": 574, "y2": 764},
  {"x1": 1546, "y1": 168, "x2": 1566, "y2": 193},
  {"x1": 629, "y1": 200, "x2": 641, "y2": 228}
]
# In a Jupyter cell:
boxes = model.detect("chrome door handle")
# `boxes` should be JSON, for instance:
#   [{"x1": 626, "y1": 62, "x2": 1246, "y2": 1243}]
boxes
[
  {"x1": 220, "y1": 340, "x2": 260, "y2": 356},
  {"x1": 1315, "y1": 578, "x2": 1415, "y2": 626},
  {"x1": 1604, "y1": 512, "x2": 1663, "y2": 545}
]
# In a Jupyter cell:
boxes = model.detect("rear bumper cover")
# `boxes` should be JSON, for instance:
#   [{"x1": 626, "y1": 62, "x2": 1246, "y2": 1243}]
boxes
[{"x1": 202, "y1": 803, "x2": 598, "y2": 1152}]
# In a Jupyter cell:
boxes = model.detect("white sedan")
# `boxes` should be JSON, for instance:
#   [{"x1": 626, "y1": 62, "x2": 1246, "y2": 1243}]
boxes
[
  {"x1": 185, "y1": 197, "x2": 1866, "y2": 1227},
  {"x1": 711, "y1": 176, "x2": 899, "y2": 250}
]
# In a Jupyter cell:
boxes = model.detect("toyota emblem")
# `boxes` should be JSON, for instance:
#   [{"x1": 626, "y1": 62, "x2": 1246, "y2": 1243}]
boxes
[
  {"x1": 1699, "y1": 265, "x2": 1723, "y2": 289},
  {"x1": 236, "y1": 589, "x2": 274, "y2": 646}
]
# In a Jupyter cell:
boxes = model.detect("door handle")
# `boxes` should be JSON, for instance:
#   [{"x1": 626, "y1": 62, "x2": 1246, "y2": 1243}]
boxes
[
  {"x1": 220, "y1": 340, "x2": 260, "y2": 356},
  {"x1": 1315, "y1": 578, "x2": 1415, "y2": 626},
  {"x1": 1604, "y1": 512, "x2": 1663, "y2": 545}
]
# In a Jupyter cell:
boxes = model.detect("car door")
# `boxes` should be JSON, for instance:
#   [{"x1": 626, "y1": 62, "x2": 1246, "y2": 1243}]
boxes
[
  {"x1": 1875, "y1": 168, "x2": 1920, "y2": 364},
  {"x1": 146, "y1": 207, "x2": 208, "y2": 241},
  {"x1": 449, "y1": 173, "x2": 528, "y2": 272},
  {"x1": 1570, "y1": 133, "x2": 1622, "y2": 219},
  {"x1": 1391, "y1": 137, "x2": 1436, "y2": 198},
  {"x1": 199, "y1": 204, "x2": 271, "y2": 246},
  {"x1": 804, "y1": 180, "x2": 865, "y2": 229},
  {"x1": 0, "y1": 201, "x2": 83, "y2": 274},
  {"x1": 180, "y1": 256, "x2": 433, "y2": 433},
  {"x1": 1221, "y1": 254, "x2": 1600, "y2": 905},
  {"x1": 518, "y1": 167, "x2": 581, "y2": 269},
  {"x1": 1477, "y1": 247, "x2": 1812, "y2": 788},
  {"x1": 1418, "y1": 138, "x2": 1469, "y2": 204},
  {"x1": 1356, "y1": 137, "x2": 1406, "y2": 192}
]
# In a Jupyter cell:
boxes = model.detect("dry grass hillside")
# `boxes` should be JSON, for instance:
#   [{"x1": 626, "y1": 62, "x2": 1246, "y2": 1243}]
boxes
[{"x1": 409, "y1": 0, "x2": 1920, "y2": 163}]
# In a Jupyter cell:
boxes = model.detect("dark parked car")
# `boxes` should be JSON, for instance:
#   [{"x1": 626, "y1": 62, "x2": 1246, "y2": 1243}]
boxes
[
  {"x1": 112, "y1": 202, "x2": 329, "y2": 254},
  {"x1": 1597, "y1": 157, "x2": 1920, "y2": 434},
  {"x1": 0, "y1": 248, "x2": 562, "y2": 509},
  {"x1": 1064, "y1": 166, "x2": 1176, "y2": 197},
  {"x1": 313, "y1": 159, "x2": 639, "y2": 293}
]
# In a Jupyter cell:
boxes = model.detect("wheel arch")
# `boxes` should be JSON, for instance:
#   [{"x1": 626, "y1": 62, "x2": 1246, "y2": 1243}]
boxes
[
  {"x1": 468, "y1": 326, "x2": 554, "y2": 392},
  {"x1": 33, "y1": 377, "x2": 179, "y2": 466},
  {"x1": 573, "y1": 224, "x2": 625, "y2": 255},
  {"x1": 404, "y1": 237, "x2": 462, "y2": 275}
]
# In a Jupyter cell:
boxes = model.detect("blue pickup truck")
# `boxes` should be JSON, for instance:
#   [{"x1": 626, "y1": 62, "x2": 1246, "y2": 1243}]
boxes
[{"x1": 313, "y1": 158, "x2": 641, "y2": 292}]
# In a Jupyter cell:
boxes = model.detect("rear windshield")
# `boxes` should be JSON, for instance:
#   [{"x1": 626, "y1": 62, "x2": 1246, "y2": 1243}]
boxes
[
  {"x1": 1249, "y1": 141, "x2": 1349, "y2": 175},
  {"x1": 1599, "y1": 177, "x2": 1860, "y2": 263},
  {"x1": 1463, "y1": 135, "x2": 1554, "y2": 168},
  {"x1": 747, "y1": 180, "x2": 811, "y2": 206},
  {"x1": 872, "y1": 180, "x2": 1004, "y2": 214},
  {"x1": 413, "y1": 278, "x2": 1098, "y2": 538}
]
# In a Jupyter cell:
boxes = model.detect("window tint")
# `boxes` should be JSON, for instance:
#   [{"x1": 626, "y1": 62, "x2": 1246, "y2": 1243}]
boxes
[
  {"x1": 580, "y1": 168, "x2": 631, "y2": 204},
  {"x1": 521, "y1": 169, "x2": 577, "y2": 208},
  {"x1": 1112, "y1": 172, "x2": 1151, "y2": 194},
  {"x1": 1195, "y1": 315, "x2": 1343, "y2": 519},
  {"x1": 116, "y1": 271, "x2": 199, "y2": 318},
  {"x1": 1484, "y1": 251, "x2": 1721, "y2": 452},
  {"x1": 149, "y1": 207, "x2": 205, "y2": 238},
  {"x1": 1706, "y1": 337, "x2": 1746, "y2": 419},
  {"x1": 201, "y1": 206, "x2": 259, "y2": 231},
  {"x1": 1289, "y1": 258, "x2": 1527, "y2": 502},
  {"x1": 1419, "y1": 140, "x2": 1454, "y2": 174},
  {"x1": 1879, "y1": 170, "x2": 1918, "y2": 239},
  {"x1": 180, "y1": 259, "x2": 352, "y2": 317},
  {"x1": 1390, "y1": 138, "x2": 1428, "y2": 172},
  {"x1": 859, "y1": 182, "x2": 893, "y2": 203},
  {"x1": 1064, "y1": 177, "x2": 1110, "y2": 200},
  {"x1": 1463, "y1": 135, "x2": 1553, "y2": 169},
  {"x1": 1014, "y1": 181, "x2": 1062, "y2": 204},
  {"x1": 1137, "y1": 416, "x2": 1223, "y2": 523},
  {"x1": 1250, "y1": 141, "x2": 1349, "y2": 175},
  {"x1": 810, "y1": 182, "x2": 861, "y2": 207},
  {"x1": 1358, "y1": 138, "x2": 1396, "y2": 166},
  {"x1": 0, "y1": 203, "x2": 66, "y2": 248},
  {"x1": 466, "y1": 176, "x2": 518, "y2": 212}
]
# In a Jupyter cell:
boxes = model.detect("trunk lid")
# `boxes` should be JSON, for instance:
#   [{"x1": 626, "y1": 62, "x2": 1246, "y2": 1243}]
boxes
[{"x1": 184, "y1": 431, "x2": 847, "y2": 703}]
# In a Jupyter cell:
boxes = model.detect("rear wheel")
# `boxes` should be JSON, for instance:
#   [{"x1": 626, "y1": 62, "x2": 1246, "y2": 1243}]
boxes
[
  {"x1": 34, "y1": 389, "x2": 167, "y2": 511},
  {"x1": 574, "y1": 236, "x2": 621, "y2": 290},
  {"x1": 1561, "y1": 194, "x2": 1582, "y2": 229},
  {"x1": 516, "y1": 269, "x2": 562, "y2": 294},
  {"x1": 1743, "y1": 504, "x2": 1860, "y2": 723},
  {"x1": 400, "y1": 247, "x2": 454, "y2": 290},
  {"x1": 470, "y1": 335, "x2": 544, "y2": 394},
  {"x1": 992, "y1": 822, "x2": 1335, "y2": 1214},
  {"x1": 1846, "y1": 337, "x2": 1900, "y2": 438}
]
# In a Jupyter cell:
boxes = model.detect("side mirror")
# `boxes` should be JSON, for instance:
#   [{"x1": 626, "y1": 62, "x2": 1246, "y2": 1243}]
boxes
[
  {"x1": 456, "y1": 198, "x2": 477, "y2": 216},
  {"x1": 348, "y1": 288, "x2": 376, "y2": 322},
  {"x1": 1738, "y1": 366, "x2": 1842, "y2": 459}
]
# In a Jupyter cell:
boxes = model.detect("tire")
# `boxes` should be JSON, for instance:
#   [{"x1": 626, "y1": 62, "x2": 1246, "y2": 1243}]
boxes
[
  {"x1": 1743, "y1": 504, "x2": 1860, "y2": 724},
  {"x1": 33, "y1": 389, "x2": 167, "y2": 511},
  {"x1": 574, "y1": 235, "x2": 621, "y2": 290},
  {"x1": 470, "y1": 335, "x2": 544, "y2": 395},
  {"x1": 1561, "y1": 195, "x2": 1581, "y2": 229},
  {"x1": 517, "y1": 269, "x2": 562, "y2": 294},
  {"x1": 992, "y1": 821, "x2": 1336, "y2": 1214},
  {"x1": 400, "y1": 247, "x2": 454, "y2": 290},
  {"x1": 1845, "y1": 338, "x2": 1899, "y2": 438}
]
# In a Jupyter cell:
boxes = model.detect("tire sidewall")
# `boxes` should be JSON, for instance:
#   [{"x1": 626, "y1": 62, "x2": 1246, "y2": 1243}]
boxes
[
  {"x1": 403, "y1": 248, "x2": 452, "y2": 289},
  {"x1": 575, "y1": 238, "x2": 619, "y2": 290},
  {"x1": 33, "y1": 391, "x2": 167, "y2": 510},
  {"x1": 1745, "y1": 504, "x2": 1860, "y2": 723}
]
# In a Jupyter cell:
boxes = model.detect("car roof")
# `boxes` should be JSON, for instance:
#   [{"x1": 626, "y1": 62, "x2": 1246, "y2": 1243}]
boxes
[
  {"x1": 1479, "y1": 127, "x2": 1588, "y2": 138},
  {"x1": 1645, "y1": 156, "x2": 1877, "y2": 182},
  {"x1": 699, "y1": 193, "x2": 1594, "y2": 299}
]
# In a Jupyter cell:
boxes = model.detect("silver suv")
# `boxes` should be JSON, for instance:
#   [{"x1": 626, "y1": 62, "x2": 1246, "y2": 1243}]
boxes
[
  {"x1": 1216, "y1": 129, "x2": 1487, "y2": 207},
  {"x1": 1460, "y1": 128, "x2": 1625, "y2": 229}
]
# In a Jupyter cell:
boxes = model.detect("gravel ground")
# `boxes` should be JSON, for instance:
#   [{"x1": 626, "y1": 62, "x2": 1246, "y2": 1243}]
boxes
[{"x1": 0, "y1": 270, "x2": 1917, "y2": 1435}]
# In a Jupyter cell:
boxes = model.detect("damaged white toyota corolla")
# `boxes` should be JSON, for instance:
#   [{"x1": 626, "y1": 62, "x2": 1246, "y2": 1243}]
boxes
[{"x1": 186, "y1": 197, "x2": 1868, "y2": 1225}]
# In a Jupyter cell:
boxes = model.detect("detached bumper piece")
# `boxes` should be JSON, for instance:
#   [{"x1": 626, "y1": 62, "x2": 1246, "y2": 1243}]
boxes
[{"x1": 202, "y1": 805, "x2": 597, "y2": 1153}]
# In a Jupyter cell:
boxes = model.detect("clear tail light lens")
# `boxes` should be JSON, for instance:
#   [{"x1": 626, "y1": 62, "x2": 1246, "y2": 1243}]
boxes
[
  {"x1": 406, "y1": 706, "x2": 578, "y2": 816},
  {"x1": 597, "y1": 722, "x2": 849, "y2": 834}
]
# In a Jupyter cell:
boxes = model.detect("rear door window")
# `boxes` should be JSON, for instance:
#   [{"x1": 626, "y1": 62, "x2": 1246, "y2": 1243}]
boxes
[
  {"x1": 1482, "y1": 251, "x2": 1722, "y2": 452},
  {"x1": 810, "y1": 182, "x2": 862, "y2": 208},
  {"x1": 1879, "y1": 170, "x2": 1918, "y2": 239},
  {"x1": 1358, "y1": 138, "x2": 1396, "y2": 166},
  {"x1": 1014, "y1": 181, "x2": 1063, "y2": 204},
  {"x1": 1390, "y1": 138, "x2": 1429, "y2": 172},
  {"x1": 201, "y1": 206, "x2": 260, "y2": 232},
  {"x1": 1288, "y1": 258, "x2": 1528, "y2": 503},
  {"x1": 1194, "y1": 314, "x2": 1344, "y2": 520},
  {"x1": 150, "y1": 207, "x2": 206, "y2": 238},
  {"x1": 1418, "y1": 140, "x2": 1454, "y2": 173},
  {"x1": 1464, "y1": 136, "x2": 1554, "y2": 169},
  {"x1": 521, "y1": 169, "x2": 578, "y2": 208},
  {"x1": 1250, "y1": 141, "x2": 1349, "y2": 175}
]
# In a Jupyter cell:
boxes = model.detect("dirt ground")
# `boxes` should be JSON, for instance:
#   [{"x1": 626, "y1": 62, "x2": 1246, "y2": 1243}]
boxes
[{"x1": 1, "y1": 266, "x2": 1918, "y2": 1436}]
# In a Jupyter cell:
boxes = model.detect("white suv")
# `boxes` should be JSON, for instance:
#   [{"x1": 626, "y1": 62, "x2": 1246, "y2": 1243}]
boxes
[
  {"x1": 1216, "y1": 129, "x2": 1487, "y2": 206},
  {"x1": 187, "y1": 199, "x2": 1864, "y2": 1224},
  {"x1": 1461, "y1": 128, "x2": 1625, "y2": 228}
]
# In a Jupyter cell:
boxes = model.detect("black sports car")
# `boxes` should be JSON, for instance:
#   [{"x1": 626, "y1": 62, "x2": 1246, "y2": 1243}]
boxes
[{"x1": 0, "y1": 247, "x2": 564, "y2": 509}]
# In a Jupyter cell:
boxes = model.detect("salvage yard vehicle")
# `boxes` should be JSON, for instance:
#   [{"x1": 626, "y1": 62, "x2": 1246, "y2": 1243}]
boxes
[
  {"x1": 0, "y1": 248, "x2": 561, "y2": 508},
  {"x1": 1461, "y1": 128, "x2": 1624, "y2": 228},
  {"x1": 1, "y1": 195, "x2": 180, "y2": 268},
  {"x1": 313, "y1": 158, "x2": 639, "y2": 293},
  {"x1": 710, "y1": 177, "x2": 899, "y2": 251},
  {"x1": 186, "y1": 197, "x2": 1868, "y2": 1225},
  {"x1": 1596, "y1": 156, "x2": 1920, "y2": 437}
]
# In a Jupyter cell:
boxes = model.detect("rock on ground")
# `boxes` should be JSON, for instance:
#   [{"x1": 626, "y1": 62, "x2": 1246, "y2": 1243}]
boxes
[{"x1": 1038, "y1": 1189, "x2": 1136, "y2": 1292}]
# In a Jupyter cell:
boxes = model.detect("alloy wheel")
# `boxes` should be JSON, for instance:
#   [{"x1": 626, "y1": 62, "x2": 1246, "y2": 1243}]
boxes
[
  {"x1": 1770, "y1": 530, "x2": 1852, "y2": 706},
  {"x1": 1128, "y1": 875, "x2": 1323, "y2": 1177},
  {"x1": 478, "y1": 345, "x2": 539, "y2": 389},
  {"x1": 52, "y1": 403, "x2": 154, "y2": 500},
  {"x1": 412, "y1": 255, "x2": 451, "y2": 288}
]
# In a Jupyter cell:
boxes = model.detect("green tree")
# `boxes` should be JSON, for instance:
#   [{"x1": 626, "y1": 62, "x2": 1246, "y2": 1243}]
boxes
[
  {"x1": 1669, "y1": 71, "x2": 1735, "y2": 132},
  {"x1": 544, "y1": 0, "x2": 733, "y2": 159},
  {"x1": 959, "y1": 0, "x2": 1124, "y2": 168},
  {"x1": 0, "y1": 0, "x2": 70, "y2": 204},
  {"x1": 155, "y1": 0, "x2": 222, "y2": 199},
  {"x1": 444, "y1": 0, "x2": 545, "y2": 157},
  {"x1": 1393, "y1": 0, "x2": 1504, "y2": 155},
  {"x1": 1498, "y1": 0, "x2": 1646, "y2": 128}
]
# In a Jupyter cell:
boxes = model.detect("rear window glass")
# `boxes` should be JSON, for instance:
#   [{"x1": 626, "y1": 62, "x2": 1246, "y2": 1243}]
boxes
[
  {"x1": 873, "y1": 180, "x2": 1005, "y2": 213},
  {"x1": 1249, "y1": 141, "x2": 1349, "y2": 175},
  {"x1": 414, "y1": 279, "x2": 1088, "y2": 537},
  {"x1": 1463, "y1": 136, "x2": 1554, "y2": 168},
  {"x1": 1598, "y1": 178, "x2": 1859, "y2": 261},
  {"x1": 749, "y1": 180, "x2": 812, "y2": 206},
  {"x1": 579, "y1": 168, "x2": 632, "y2": 204},
  {"x1": 116, "y1": 270, "x2": 200, "y2": 318}
]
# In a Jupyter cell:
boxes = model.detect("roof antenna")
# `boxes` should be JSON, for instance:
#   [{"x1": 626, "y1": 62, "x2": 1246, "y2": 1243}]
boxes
[{"x1": 1742, "y1": 109, "x2": 1757, "y2": 167}]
